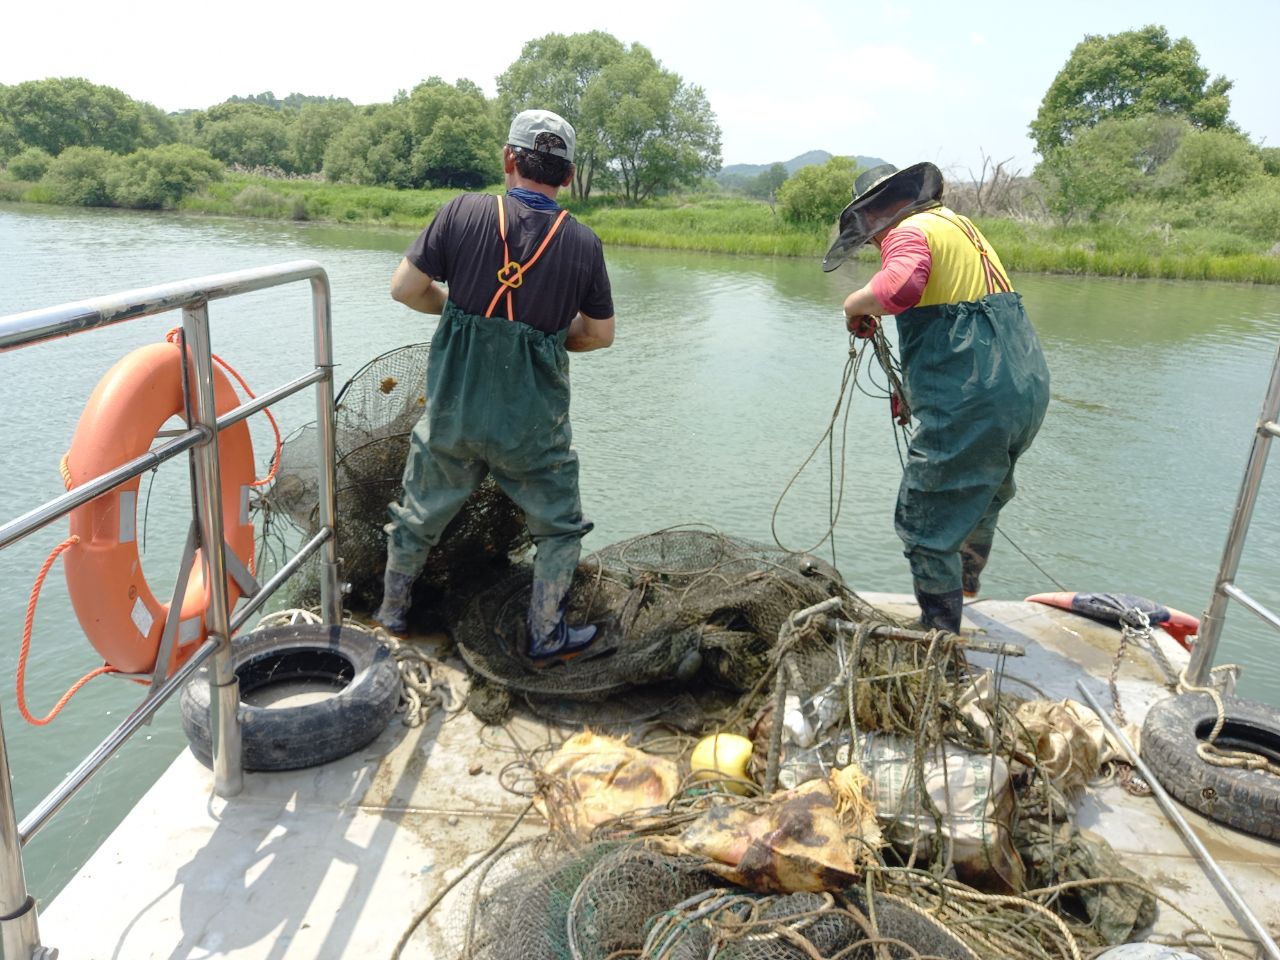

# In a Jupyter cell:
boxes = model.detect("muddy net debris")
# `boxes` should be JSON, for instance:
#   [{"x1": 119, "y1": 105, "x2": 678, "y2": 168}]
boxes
[
  {"x1": 412, "y1": 592, "x2": 1197, "y2": 960},
  {"x1": 451, "y1": 527, "x2": 904, "y2": 717}
]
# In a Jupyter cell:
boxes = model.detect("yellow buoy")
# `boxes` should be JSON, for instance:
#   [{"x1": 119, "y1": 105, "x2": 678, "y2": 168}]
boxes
[{"x1": 690, "y1": 733, "x2": 754, "y2": 794}]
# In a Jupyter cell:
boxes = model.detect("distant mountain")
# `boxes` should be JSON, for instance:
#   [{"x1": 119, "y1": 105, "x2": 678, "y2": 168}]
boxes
[{"x1": 717, "y1": 150, "x2": 888, "y2": 183}]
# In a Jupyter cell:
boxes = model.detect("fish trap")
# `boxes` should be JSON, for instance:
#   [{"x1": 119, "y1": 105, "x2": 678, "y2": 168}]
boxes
[{"x1": 255, "y1": 342, "x2": 530, "y2": 610}]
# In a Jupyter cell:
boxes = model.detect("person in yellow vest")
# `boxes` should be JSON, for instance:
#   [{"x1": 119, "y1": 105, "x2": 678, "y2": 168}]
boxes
[
  {"x1": 376, "y1": 109, "x2": 615, "y2": 664},
  {"x1": 825, "y1": 163, "x2": 1050, "y2": 633}
]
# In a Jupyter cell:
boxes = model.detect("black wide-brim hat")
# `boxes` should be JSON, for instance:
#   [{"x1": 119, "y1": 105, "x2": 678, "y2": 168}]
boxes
[{"x1": 822, "y1": 161, "x2": 944, "y2": 272}]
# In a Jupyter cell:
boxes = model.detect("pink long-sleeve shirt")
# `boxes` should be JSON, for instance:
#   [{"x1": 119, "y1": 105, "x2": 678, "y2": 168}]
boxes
[{"x1": 869, "y1": 226, "x2": 931, "y2": 314}]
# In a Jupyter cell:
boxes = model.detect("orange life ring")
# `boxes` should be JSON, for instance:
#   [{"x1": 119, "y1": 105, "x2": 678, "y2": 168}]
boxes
[{"x1": 62, "y1": 342, "x2": 256, "y2": 676}]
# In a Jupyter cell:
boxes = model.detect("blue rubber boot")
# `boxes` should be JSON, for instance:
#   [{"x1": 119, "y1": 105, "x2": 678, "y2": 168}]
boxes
[
  {"x1": 527, "y1": 575, "x2": 596, "y2": 666},
  {"x1": 375, "y1": 568, "x2": 415, "y2": 636}
]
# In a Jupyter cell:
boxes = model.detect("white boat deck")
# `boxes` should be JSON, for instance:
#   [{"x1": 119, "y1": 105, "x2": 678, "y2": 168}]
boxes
[{"x1": 40, "y1": 596, "x2": 1280, "y2": 959}]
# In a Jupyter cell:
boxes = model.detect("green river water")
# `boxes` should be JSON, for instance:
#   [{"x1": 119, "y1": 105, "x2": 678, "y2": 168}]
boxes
[{"x1": 2, "y1": 202, "x2": 1279, "y2": 903}]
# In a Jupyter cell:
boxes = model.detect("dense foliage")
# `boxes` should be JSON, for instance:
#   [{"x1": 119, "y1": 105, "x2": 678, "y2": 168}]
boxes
[
  {"x1": 34, "y1": 143, "x2": 222, "y2": 209},
  {"x1": 0, "y1": 78, "x2": 174, "y2": 158},
  {"x1": 1030, "y1": 25, "x2": 1233, "y2": 157},
  {"x1": 776, "y1": 156, "x2": 860, "y2": 225}
]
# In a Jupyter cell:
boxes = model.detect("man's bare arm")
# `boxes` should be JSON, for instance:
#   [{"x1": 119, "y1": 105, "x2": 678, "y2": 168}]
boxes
[
  {"x1": 390, "y1": 258, "x2": 447, "y2": 315},
  {"x1": 566, "y1": 312, "x2": 614, "y2": 352}
]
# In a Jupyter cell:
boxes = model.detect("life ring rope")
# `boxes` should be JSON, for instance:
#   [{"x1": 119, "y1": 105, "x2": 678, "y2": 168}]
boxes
[
  {"x1": 18, "y1": 534, "x2": 119, "y2": 725},
  {"x1": 164, "y1": 328, "x2": 282, "y2": 488},
  {"x1": 26, "y1": 334, "x2": 272, "y2": 722}
]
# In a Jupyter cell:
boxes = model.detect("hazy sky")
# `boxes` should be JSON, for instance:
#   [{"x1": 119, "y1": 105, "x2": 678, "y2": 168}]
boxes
[{"x1": 4, "y1": 0, "x2": 1276, "y2": 179}]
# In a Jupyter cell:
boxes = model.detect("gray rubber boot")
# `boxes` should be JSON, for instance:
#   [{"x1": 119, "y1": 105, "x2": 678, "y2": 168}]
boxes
[
  {"x1": 914, "y1": 586, "x2": 964, "y2": 634},
  {"x1": 527, "y1": 574, "x2": 596, "y2": 665},
  {"x1": 374, "y1": 568, "x2": 415, "y2": 636}
]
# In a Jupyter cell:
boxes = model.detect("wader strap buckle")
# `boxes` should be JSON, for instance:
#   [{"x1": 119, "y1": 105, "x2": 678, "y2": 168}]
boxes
[{"x1": 497, "y1": 261, "x2": 524, "y2": 289}]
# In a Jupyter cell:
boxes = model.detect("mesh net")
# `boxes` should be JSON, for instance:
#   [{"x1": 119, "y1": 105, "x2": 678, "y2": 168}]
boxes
[
  {"x1": 447, "y1": 839, "x2": 982, "y2": 960},
  {"x1": 255, "y1": 343, "x2": 530, "y2": 610},
  {"x1": 452, "y1": 527, "x2": 875, "y2": 704}
]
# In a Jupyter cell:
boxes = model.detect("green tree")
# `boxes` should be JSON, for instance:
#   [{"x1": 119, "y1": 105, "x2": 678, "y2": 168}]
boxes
[
  {"x1": 5, "y1": 145, "x2": 53, "y2": 181},
  {"x1": 0, "y1": 77, "x2": 173, "y2": 157},
  {"x1": 1030, "y1": 25, "x2": 1232, "y2": 156},
  {"x1": 193, "y1": 102, "x2": 292, "y2": 170},
  {"x1": 777, "y1": 156, "x2": 859, "y2": 225},
  {"x1": 107, "y1": 143, "x2": 223, "y2": 208},
  {"x1": 323, "y1": 102, "x2": 415, "y2": 187},
  {"x1": 746, "y1": 162, "x2": 789, "y2": 208},
  {"x1": 405, "y1": 78, "x2": 500, "y2": 188},
  {"x1": 497, "y1": 31, "x2": 626, "y2": 199},
  {"x1": 41, "y1": 146, "x2": 120, "y2": 205},
  {"x1": 289, "y1": 101, "x2": 357, "y2": 174},
  {"x1": 1036, "y1": 115, "x2": 1190, "y2": 223},
  {"x1": 581, "y1": 44, "x2": 721, "y2": 202}
]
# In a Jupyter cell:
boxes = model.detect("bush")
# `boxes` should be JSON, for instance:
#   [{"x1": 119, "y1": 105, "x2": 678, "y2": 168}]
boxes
[
  {"x1": 6, "y1": 146, "x2": 53, "y2": 181},
  {"x1": 231, "y1": 184, "x2": 291, "y2": 218},
  {"x1": 1260, "y1": 147, "x2": 1280, "y2": 178},
  {"x1": 1209, "y1": 178, "x2": 1280, "y2": 245},
  {"x1": 41, "y1": 146, "x2": 119, "y2": 206},
  {"x1": 777, "y1": 156, "x2": 859, "y2": 225},
  {"x1": 107, "y1": 144, "x2": 223, "y2": 209},
  {"x1": 1161, "y1": 128, "x2": 1264, "y2": 199}
]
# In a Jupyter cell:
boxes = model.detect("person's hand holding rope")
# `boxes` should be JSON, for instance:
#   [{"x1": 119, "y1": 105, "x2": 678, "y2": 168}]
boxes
[
  {"x1": 843, "y1": 311, "x2": 912, "y2": 427},
  {"x1": 845, "y1": 313, "x2": 879, "y2": 339}
]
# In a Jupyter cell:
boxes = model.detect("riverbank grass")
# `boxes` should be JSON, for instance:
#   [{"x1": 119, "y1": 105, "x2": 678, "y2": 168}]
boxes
[{"x1": 5, "y1": 172, "x2": 1278, "y2": 282}]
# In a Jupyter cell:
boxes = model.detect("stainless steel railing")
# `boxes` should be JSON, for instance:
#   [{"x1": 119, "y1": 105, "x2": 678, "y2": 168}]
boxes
[
  {"x1": 1190, "y1": 339, "x2": 1280, "y2": 686},
  {"x1": 0, "y1": 261, "x2": 342, "y2": 960}
]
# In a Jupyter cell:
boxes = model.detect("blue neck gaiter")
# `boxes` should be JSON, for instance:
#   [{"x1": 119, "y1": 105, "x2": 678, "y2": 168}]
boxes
[{"x1": 507, "y1": 187, "x2": 561, "y2": 212}]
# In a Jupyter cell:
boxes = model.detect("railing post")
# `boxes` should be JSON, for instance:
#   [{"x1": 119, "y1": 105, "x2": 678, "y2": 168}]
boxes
[
  {"x1": 1191, "y1": 339, "x2": 1280, "y2": 686},
  {"x1": 0, "y1": 709, "x2": 40, "y2": 960},
  {"x1": 182, "y1": 303, "x2": 243, "y2": 798},
  {"x1": 311, "y1": 274, "x2": 342, "y2": 626}
]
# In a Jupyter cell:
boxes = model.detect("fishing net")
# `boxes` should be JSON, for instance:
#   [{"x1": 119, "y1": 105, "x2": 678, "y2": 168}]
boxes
[
  {"x1": 255, "y1": 343, "x2": 530, "y2": 610},
  {"x1": 452, "y1": 527, "x2": 876, "y2": 706},
  {"x1": 449, "y1": 839, "x2": 983, "y2": 960},
  {"x1": 447, "y1": 841, "x2": 712, "y2": 960}
]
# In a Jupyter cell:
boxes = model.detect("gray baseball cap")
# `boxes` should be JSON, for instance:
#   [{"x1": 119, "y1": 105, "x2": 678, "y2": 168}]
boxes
[{"x1": 507, "y1": 109, "x2": 576, "y2": 162}]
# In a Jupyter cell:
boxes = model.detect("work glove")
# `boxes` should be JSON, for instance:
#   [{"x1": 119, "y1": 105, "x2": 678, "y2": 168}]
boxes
[{"x1": 845, "y1": 314, "x2": 878, "y2": 339}]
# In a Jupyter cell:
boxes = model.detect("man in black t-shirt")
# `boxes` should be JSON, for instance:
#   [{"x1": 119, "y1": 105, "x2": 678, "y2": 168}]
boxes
[{"x1": 376, "y1": 109, "x2": 615, "y2": 666}]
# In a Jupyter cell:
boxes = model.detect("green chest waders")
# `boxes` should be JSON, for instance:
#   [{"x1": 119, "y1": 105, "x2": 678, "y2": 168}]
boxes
[
  {"x1": 381, "y1": 196, "x2": 597, "y2": 659},
  {"x1": 891, "y1": 217, "x2": 1050, "y2": 631}
]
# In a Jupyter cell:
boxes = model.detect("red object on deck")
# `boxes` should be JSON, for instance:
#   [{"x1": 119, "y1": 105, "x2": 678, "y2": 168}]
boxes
[{"x1": 1025, "y1": 591, "x2": 1198, "y2": 652}]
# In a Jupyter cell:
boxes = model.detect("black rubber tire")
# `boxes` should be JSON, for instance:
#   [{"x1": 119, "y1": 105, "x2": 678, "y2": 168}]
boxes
[
  {"x1": 1140, "y1": 692, "x2": 1280, "y2": 840},
  {"x1": 180, "y1": 624, "x2": 400, "y2": 772}
]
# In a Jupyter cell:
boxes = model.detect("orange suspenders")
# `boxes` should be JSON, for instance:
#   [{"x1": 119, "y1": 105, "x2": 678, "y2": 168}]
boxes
[
  {"x1": 484, "y1": 195, "x2": 570, "y2": 322},
  {"x1": 927, "y1": 209, "x2": 1012, "y2": 296}
]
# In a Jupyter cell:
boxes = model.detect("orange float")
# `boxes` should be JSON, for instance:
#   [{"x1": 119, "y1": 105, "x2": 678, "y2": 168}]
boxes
[{"x1": 61, "y1": 341, "x2": 256, "y2": 676}]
